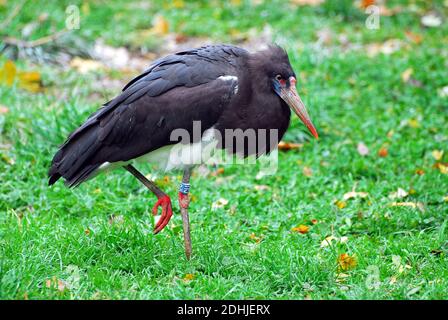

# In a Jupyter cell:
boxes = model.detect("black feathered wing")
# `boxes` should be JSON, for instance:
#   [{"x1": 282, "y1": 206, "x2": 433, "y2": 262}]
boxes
[{"x1": 49, "y1": 45, "x2": 244, "y2": 187}]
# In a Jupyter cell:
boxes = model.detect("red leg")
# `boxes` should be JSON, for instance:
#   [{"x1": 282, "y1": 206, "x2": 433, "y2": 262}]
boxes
[
  {"x1": 178, "y1": 192, "x2": 190, "y2": 209},
  {"x1": 152, "y1": 195, "x2": 173, "y2": 234}
]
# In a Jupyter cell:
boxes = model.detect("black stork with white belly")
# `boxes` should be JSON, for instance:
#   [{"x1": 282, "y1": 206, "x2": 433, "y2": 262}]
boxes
[{"x1": 48, "y1": 44, "x2": 318, "y2": 259}]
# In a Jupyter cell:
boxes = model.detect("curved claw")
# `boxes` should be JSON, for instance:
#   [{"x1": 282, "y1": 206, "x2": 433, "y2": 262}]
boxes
[{"x1": 152, "y1": 195, "x2": 173, "y2": 234}]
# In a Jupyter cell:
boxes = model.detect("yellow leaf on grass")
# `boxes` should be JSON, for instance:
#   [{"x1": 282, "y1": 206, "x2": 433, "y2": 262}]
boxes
[
  {"x1": 249, "y1": 233, "x2": 262, "y2": 243},
  {"x1": 1, "y1": 60, "x2": 17, "y2": 85},
  {"x1": 408, "y1": 119, "x2": 420, "y2": 128},
  {"x1": 434, "y1": 163, "x2": 448, "y2": 174},
  {"x1": 172, "y1": 0, "x2": 185, "y2": 8},
  {"x1": 432, "y1": 150, "x2": 444, "y2": 161},
  {"x1": 338, "y1": 253, "x2": 357, "y2": 271},
  {"x1": 291, "y1": 225, "x2": 309, "y2": 234},
  {"x1": 183, "y1": 273, "x2": 194, "y2": 281},
  {"x1": 0, "y1": 61, "x2": 42, "y2": 92},
  {"x1": 334, "y1": 200, "x2": 347, "y2": 209},
  {"x1": 151, "y1": 15, "x2": 169, "y2": 35}
]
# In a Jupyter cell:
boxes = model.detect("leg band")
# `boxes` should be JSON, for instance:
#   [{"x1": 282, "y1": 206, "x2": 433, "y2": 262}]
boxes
[{"x1": 179, "y1": 182, "x2": 190, "y2": 195}]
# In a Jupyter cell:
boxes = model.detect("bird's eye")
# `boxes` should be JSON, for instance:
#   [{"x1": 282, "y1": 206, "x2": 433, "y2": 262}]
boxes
[{"x1": 275, "y1": 74, "x2": 283, "y2": 81}]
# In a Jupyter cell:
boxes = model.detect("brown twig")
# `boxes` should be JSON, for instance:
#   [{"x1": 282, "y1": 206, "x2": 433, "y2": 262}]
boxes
[{"x1": 3, "y1": 30, "x2": 69, "y2": 48}]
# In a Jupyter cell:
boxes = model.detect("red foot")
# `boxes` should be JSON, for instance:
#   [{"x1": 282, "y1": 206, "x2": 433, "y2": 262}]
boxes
[
  {"x1": 152, "y1": 195, "x2": 173, "y2": 234},
  {"x1": 178, "y1": 192, "x2": 190, "y2": 209}
]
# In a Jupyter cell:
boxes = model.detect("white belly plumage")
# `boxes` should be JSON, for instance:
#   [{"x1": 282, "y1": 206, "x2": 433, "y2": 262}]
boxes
[{"x1": 97, "y1": 127, "x2": 218, "y2": 172}]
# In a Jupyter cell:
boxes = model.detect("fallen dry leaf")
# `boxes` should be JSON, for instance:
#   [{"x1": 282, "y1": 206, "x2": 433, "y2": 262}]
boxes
[
  {"x1": 335, "y1": 200, "x2": 347, "y2": 209},
  {"x1": 389, "y1": 188, "x2": 408, "y2": 199},
  {"x1": 432, "y1": 150, "x2": 444, "y2": 161},
  {"x1": 249, "y1": 232, "x2": 262, "y2": 243},
  {"x1": 434, "y1": 162, "x2": 448, "y2": 174},
  {"x1": 212, "y1": 198, "x2": 229, "y2": 210},
  {"x1": 302, "y1": 166, "x2": 313, "y2": 177},
  {"x1": 357, "y1": 142, "x2": 369, "y2": 156},
  {"x1": 0, "y1": 60, "x2": 16, "y2": 85},
  {"x1": 151, "y1": 15, "x2": 169, "y2": 35},
  {"x1": 338, "y1": 253, "x2": 357, "y2": 271},
  {"x1": 211, "y1": 167, "x2": 225, "y2": 176},
  {"x1": 254, "y1": 184, "x2": 270, "y2": 191},
  {"x1": 401, "y1": 68, "x2": 413, "y2": 83},
  {"x1": 291, "y1": 225, "x2": 310, "y2": 234},
  {"x1": 378, "y1": 147, "x2": 388, "y2": 157},
  {"x1": 278, "y1": 141, "x2": 303, "y2": 151},
  {"x1": 343, "y1": 191, "x2": 369, "y2": 200},
  {"x1": 183, "y1": 273, "x2": 194, "y2": 281},
  {"x1": 0, "y1": 60, "x2": 42, "y2": 92},
  {"x1": 415, "y1": 169, "x2": 425, "y2": 175},
  {"x1": 390, "y1": 202, "x2": 425, "y2": 211},
  {"x1": 405, "y1": 31, "x2": 423, "y2": 44},
  {"x1": 321, "y1": 235, "x2": 337, "y2": 248}
]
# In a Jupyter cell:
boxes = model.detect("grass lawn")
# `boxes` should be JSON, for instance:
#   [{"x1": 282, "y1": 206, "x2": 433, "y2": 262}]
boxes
[{"x1": 0, "y1": 0, "x2": 447, "y2": 299}]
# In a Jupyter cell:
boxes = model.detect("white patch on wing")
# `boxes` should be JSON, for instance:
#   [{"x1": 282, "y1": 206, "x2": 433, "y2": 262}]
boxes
[{"x1": 218, "y1": 75, "x2": 238, "y2": 82}]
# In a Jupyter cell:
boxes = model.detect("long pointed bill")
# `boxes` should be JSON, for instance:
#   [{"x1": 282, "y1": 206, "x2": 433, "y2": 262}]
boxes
[{"x1": 280, "y1": 77, "x2": 318, "y2": 139}]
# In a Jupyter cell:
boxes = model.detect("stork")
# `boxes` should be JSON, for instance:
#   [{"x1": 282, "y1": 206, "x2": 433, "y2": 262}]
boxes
[{"x1": 48, "y1": 44, "x2": 318, "y2": 259}]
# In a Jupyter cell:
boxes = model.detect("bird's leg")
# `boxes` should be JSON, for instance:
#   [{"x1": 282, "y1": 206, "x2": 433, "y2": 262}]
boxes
[
  {"x1": 179, "y1": 167, "x2": 192, "y2": 260},
  {"x1": 124, "y1": 164, "x2": 173, "y2": 234}
]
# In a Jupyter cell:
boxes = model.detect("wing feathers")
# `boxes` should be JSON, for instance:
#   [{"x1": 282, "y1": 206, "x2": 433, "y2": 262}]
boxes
[{"x1": 48, "y1": 45, "x2": 245, "y2": 186}]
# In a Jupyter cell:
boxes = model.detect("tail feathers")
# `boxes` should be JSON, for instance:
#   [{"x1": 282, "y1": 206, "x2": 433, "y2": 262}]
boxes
[{"x1": 48, "y1": 125, "x2": 101, "y2": 187}]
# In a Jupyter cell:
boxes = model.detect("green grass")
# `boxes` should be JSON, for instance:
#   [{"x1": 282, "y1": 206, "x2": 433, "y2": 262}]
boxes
[{"x1": 1, "y1": 0, "x2": 447, "y2": 299}]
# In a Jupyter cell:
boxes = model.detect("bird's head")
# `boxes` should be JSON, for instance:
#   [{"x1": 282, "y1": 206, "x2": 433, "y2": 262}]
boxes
[{"x1": 252, "y1": 45, "x2": 318, "y2": 139}]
